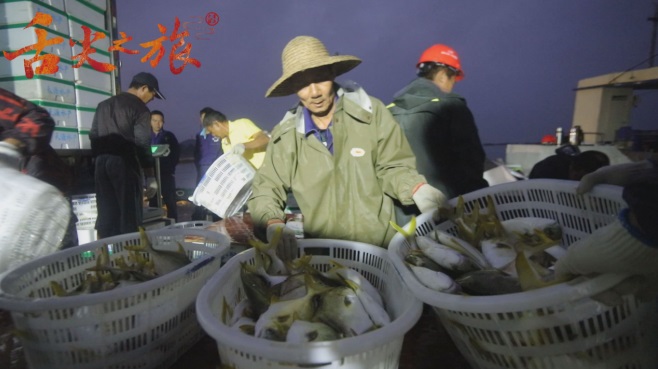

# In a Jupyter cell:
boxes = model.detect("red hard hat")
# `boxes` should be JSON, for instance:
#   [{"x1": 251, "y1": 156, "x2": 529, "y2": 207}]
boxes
[
  {"x1": 541, "y1": 134, "x2": 557, "y2": 144},
  {"x1": 417, "y1": 44, "x2": 464, "y2": 81}
]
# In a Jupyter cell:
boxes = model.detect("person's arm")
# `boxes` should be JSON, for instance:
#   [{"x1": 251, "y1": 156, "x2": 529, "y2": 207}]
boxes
[
  {"x1": 243, "y1": 130, "x2": 270, "y2": 150},
  {"x1": 247, "y1": 123, "x2": 293, "y2": 229}
]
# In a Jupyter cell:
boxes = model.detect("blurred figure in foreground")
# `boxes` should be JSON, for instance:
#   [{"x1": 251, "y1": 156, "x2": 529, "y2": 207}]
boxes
[
  {"x1": 23, "y1": 145, "x2": 79, "y2": 249},
  {"x1": 0, "y1": 88, "x2": 70, "y2": 273},
  {"x1": 555, "y1": 159, "x2": 658, "y2": 295}
]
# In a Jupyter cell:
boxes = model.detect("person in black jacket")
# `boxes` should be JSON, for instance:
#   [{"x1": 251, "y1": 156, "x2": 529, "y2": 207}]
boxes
[
  {"x1": 148, "y1": 110, "x2": 180, "y2": 221},
  {"x1": 529, "y1": 145, "x2": 610, "y2": 181},
  {"x1": 90, "y1": 72, "x2": 164, "y2": 238},
  {"x1": 388, "y1": 44, "x2": 488, "y2": 224}
]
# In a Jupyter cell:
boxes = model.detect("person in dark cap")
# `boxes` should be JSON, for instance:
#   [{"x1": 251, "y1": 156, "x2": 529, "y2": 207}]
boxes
[{"x1": 89, "y1": 72, "x2": 165, "y2": 238}]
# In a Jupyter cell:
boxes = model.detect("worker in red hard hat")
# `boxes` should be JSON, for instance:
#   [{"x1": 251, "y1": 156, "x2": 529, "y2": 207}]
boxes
[{"x1": 388, "y1": 44, "x2": 488, "y2": 225}]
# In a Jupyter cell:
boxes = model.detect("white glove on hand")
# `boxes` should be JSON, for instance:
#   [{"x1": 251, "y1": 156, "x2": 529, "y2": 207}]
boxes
[
  {"x1": 266, "y1": 222, "x2": 298, "y2": 263},
  {"x1": 229, "y1": 143, "x2": 245, "y2": 156},
  {"x1": 577, "y1": 160, "x2": 654, "y2": 195},
  {"x1": 145, "y1": 177, "x2": 158, "y2": 199},
  {"x1": 412, "y1": 184, "x2": 447, "y2": 214},
  {"x1": 554, "y1": 217, "x2": 658, "y2": 278},
  {"x1": 0, "y1": 141, "x2": 22, "y2": 170}
]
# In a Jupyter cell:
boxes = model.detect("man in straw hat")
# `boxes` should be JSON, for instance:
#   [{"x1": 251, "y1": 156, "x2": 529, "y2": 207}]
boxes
[{"x1": 248, "y1": 35, "x2": 448, "y2": 251}]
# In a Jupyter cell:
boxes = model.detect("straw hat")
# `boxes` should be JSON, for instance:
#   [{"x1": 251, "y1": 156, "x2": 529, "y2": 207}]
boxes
[{"x1": 265, "y1": 36, "x2": 362, "y2": 97}]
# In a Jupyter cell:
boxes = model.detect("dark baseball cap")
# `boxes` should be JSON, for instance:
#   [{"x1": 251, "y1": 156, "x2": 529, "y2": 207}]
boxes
[{"x1": 131, "y1": 72, "x2": 165, "y2": 100}]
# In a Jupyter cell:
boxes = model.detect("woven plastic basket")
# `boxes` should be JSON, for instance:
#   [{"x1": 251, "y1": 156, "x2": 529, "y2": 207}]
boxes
[
  {"x1": 196, "y1": 239, "x2": 423, "y2": 369},
  {"x1": 189, "y1": 153, "x2": 256, "y2": 219},
  {"x1": 388, "y1": 179, "x2": 658, "y2": 369},
  {"x1": 0, "y1": 228, "x2": 230, "y2": 369}
]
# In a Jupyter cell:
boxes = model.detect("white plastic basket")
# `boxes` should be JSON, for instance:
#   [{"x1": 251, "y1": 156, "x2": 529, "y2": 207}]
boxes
[
  {"x1": 71, "y1": 193, "x2": 97, "y2": 218},
  {"x1": 388, "y1": 179, "x2": 658, "y2": 369},
  {"x1": 0, "y1": 168, "x2": 71, "y2": 274},
  {"x1": 0, "y1": 228, "x2": 230, "y2": 369},
  {"x1": 189, "y1": 153, "x2": 256, "y2": 219},
  {"x1": 196, "y1": 239, "x2": 423, "y2": 369}
]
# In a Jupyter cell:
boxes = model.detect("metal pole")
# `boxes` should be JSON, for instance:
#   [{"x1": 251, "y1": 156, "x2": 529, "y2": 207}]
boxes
[{"x1": 649, "y1": 3, "x2": 658, "y2": 67}]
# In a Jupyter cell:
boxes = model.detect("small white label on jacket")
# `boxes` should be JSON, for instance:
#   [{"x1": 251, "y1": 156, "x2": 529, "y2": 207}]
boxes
[{"x1": 350, "y1": 148, "x2": 365, "y2": 157}]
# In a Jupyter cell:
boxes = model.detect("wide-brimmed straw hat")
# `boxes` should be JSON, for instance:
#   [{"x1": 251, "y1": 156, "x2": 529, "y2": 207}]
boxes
[{"x1": 265, "y1": 36, "x2": 362, "y2": 97}]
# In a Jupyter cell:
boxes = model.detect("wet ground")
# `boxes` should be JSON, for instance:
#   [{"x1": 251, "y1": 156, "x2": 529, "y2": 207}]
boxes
[{"x1": 0, "y1": 201, "x2": 473, "y2": 369}]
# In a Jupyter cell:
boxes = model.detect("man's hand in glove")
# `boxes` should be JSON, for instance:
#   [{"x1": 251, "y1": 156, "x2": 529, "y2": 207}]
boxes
[
  {"x1": 0, "y1": 141, "x2": 22, "y2": 170},
  {"x1": 229, "y1": 143, "x2": 245, "y2": 156},
  {"x1": 577, "y1": 160, "x2": 655, "y2": 195},
  {"x1": 412, "y1": 183, "x2": 447, "y2": 214},
  {"x1": 266, "y1": 221, "x2": 298, "y2": 263},
  {"x1": 555, "y1": 209, "x2": 658, "y2": 278},
  {"x1": 145, "y1": 177, "x2": 158, "y2": 199}
]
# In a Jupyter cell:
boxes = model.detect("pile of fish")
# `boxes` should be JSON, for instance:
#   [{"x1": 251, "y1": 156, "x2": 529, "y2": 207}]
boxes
[
  {"x1": 221, "y1": 228, "x2": 390, "y2": 343},
  {"x1": 50, "y1": 227, "x2": 191, "y2": 296},
  {"x1": 393, "y1": 195, "x2": 571, "y2": 296}
]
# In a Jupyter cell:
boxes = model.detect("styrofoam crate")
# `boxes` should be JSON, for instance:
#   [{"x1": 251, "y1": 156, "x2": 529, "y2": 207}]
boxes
[
  {"x1": 50, "y1": 126, "x2": 80, "y2": 149},
  {"x1": 71, "y1": 193, "x2": 97, "y2": 216},
  {"x1": 76, "y1": 105, "x2": 95, "y2": 129},
  {"x1": 0, "y1": 1, "x2": 68, "y2": 32},
  {"x1": 78, "y1": 129, "x2": 91, "y2": 149},
  {"x1": 76, "y1": 227, "x2": 97, "y2": 244},
  {"x1": 79, "y1": 0, "x2": 106, "y2": 11},
  {"x1": 388, "y1": 179, "x2": 658, "y2": 369},
  {"x1": 0, "y1": 56, "x2": 74, "y2": 83},
  {"x1": 68, "y1": 17, "x2": 110, "y2": 51},
  {"x1": 0, "y1": 228, "x2": 230, "y2": 369},
  {"x1": 75, "y1": 216, "x2": 96, "y2": 229},
  {"x1": 0, "y1": 27, "x2": 73, "y2": 62},
  {"x1": 196, "y1": 238, "x2": 424, "y2": 368},
  {"x1": 74, "y1": 64, "x2": 113, "y2": 92},
  {"x1": 74, "y1": 85, "x2": 111, "y2": 108},
  {"x1": 32, "y1": 100, "x2": 78, "y2": 128},
  {"x1": 64, "y1": 0, "x2": 105, "y2": 30},
  {"x1": 71, "y1": 43, "x2": 111, "y2": 65},
  {"x1": 0, "y1": 76, "x2": 76, "y2": 104}
]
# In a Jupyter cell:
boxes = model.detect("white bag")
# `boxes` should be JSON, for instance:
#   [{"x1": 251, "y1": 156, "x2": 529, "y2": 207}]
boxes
[{"x1": 0, "y1": 167, "x2": 70, "y2": 274}]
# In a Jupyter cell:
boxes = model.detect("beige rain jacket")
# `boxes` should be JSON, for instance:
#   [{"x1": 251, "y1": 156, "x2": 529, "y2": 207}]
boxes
[{"x1": 248, "y1": 82, "x2": 425, "y2": 247}]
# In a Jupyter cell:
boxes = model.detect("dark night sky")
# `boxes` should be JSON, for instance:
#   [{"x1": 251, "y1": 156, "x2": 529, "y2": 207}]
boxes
[{"x1": 115, "y1": 0, "x2": 657, "y2": 160}]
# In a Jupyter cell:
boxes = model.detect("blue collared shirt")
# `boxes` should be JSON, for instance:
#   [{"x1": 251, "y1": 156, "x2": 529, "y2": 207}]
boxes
[{"x1": 303, "y1": 107, "x2": 334, "y2": 154}]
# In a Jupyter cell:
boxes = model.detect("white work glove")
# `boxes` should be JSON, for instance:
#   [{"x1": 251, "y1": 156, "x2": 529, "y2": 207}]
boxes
[
  {"x1": 266, "y1": 222, "x2": 298, "y2": 263},
  {"x1": 145, "y1": 177, "x2": 158, "y2": 199},
  {"x1": 577, "y1": 160, "x2": 654, "y2": 195},
  {"x1": 0, "y1": 141, "x2": 22, "y2": 170},
  {"x1": 412, "y1": 183, "x2": 447, "y2": 214},
  {"x1": 555, "y1": 216, "x2": 658, "y2": 278},
  {"x1": 229, "y1": 143, "x2": 245, "y2": 156}
]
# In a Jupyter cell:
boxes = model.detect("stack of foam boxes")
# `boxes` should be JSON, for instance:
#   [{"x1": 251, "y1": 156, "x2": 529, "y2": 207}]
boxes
[{"x1": 0, "y1": 0, "x2": 114, "y2": 150}]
